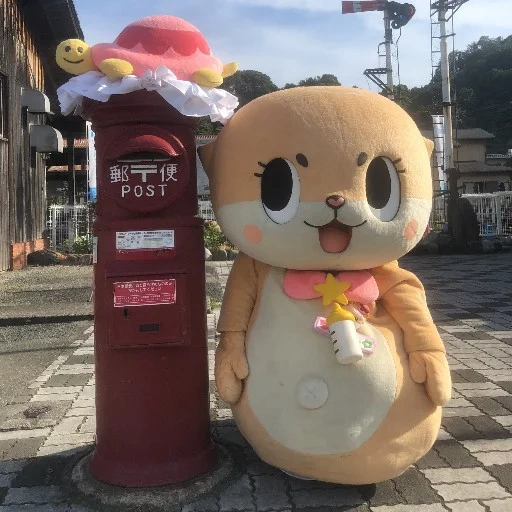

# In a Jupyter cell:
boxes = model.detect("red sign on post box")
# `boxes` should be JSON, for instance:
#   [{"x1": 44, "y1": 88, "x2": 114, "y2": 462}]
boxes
[{"x1": 113, "y1": 279, "x2": 176, "y2": 307}]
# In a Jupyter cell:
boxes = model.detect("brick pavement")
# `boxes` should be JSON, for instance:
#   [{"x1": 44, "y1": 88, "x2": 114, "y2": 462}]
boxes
[{"x1": 0, "y1": 253, "x2": 511, "y2": 511}]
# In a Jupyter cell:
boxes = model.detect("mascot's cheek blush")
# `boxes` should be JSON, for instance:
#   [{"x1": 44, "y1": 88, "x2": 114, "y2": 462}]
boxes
[
  {"x1": 244, "y1": 224, "x2": 263, "y2": 245},
  {"x1": 404, "y1": 219, "x2": 419, "y2": 241}
]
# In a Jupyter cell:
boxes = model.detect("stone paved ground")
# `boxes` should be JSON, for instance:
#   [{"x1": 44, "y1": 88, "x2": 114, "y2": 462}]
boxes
[{"x1": 0, "y1": 253, "x2": 511, "y2": 511}]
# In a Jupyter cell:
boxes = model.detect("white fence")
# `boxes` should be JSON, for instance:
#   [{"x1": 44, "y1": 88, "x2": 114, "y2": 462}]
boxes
[
  {"x1": 47, "y1": 205, "x2": 91, "y2": 250},
  {"x1": 461, "y1": 192, "x2": 512, "y2": 236},
  {"x1": 48, "y1": 194, "x2": 512, "y2": 248}
]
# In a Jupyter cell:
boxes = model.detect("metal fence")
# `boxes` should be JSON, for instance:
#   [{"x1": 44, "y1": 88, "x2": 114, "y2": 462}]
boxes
[
  {"x1": 462, "y1": 192, "x2": 512, "y2": 236},
  {"x1": 198, "y1": 200, "x2": 216, "y2": 221},
  {"x1": 47, "y1": 205, "x2": 92, "y2": 250},
  {"x1": 48, "y1": 193, "x2": 512, "y2": 248}
]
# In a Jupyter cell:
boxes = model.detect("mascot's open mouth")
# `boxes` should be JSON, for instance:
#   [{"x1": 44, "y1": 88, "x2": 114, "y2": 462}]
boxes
[
  {"x1": 304, "y1": 219, "x2": 367, "y2": 254},
  {"x1": 63, "y1": 58, "x2": 84, "y2": 64}
]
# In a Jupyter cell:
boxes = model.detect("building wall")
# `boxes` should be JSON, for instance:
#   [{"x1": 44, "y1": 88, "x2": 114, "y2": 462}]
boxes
[
  {"x1": 456, "y1": 141, "x2": 487, "y2": 163},
  {"x1": 0, "y1": 0, "x2": 47, "y2": 271}
]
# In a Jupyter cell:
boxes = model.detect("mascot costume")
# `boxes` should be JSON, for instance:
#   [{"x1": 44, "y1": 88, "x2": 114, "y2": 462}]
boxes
[{"x1": 199, "y1": 86, "x2": 452, "y2": 484}]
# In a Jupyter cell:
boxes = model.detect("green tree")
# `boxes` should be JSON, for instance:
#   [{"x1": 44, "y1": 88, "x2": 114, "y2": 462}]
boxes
[
  {"x1": 284, "y1": 74, "x2": 341, "y2": 89},
  {"x1": 221, "y1": 70, "x2": 278, "y2": 108}
]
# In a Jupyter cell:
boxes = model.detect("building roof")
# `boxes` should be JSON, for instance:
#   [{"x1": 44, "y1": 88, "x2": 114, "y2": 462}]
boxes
[
  {"x1": 420, "y1": 128, "x2": 495, "y2": 140},
  {"x1": 458, "y1": 162, "x2": 512, "y2": 174}
]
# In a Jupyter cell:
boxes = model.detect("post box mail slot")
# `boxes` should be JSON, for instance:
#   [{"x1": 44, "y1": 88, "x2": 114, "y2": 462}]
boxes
[{"x1": 107, "y1": 274, "x2": 190, "y2": 348}]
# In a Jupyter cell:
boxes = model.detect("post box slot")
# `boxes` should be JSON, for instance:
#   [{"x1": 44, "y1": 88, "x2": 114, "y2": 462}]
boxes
[
  {"x1": 107, "y1": 274, "x2": 189, "y2": 348},
  {"x1": 139, "y1": 323, "x2": 160, "y2": 333}
]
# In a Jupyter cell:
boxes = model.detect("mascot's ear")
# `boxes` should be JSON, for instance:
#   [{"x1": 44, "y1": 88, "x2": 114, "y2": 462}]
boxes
[
  {"x1": 198, "y1": 139, "x2": 217, "y2": 178},
  {"x1": 424, "y1": 137, "x2": 435, "y2": 157}
]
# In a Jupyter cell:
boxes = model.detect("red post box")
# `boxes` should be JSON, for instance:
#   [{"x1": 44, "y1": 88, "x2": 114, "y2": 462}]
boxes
[{"x1": 82, "y1": 90, "x2": 216, "y2": 487}]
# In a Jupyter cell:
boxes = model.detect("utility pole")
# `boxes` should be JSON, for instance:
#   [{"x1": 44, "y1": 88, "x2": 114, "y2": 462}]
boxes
[
  {"x1": 343, "y1": 1, "x2": 416, "y2": 100},
  {"x1": 431, "y1": 0, "x2": 469, "y2": 244},
  {"x1": 384, "y1": 8, "x2": 394, "y2": 101}
]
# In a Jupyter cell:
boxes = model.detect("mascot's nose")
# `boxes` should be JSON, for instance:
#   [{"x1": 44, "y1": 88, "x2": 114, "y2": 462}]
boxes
[{"x1": 326, "y1": 195, "x2": 345, "y2": 210}]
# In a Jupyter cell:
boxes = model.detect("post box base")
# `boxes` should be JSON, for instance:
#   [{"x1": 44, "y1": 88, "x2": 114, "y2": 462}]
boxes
[
  {"x1": 88, "y1": 443, "x2": 218, "y2": 488},
  {"x1": 69, "y1": 444, "x2": 234, "y2": 511}
]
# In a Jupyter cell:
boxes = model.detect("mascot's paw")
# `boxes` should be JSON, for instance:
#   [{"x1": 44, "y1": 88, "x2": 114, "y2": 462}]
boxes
[
  {"x1": 215, "y1": 331, "x2": 249, "y2": 405},
  {"x1": 409, "y1": 350, "x2": 452, "y2": 406}
]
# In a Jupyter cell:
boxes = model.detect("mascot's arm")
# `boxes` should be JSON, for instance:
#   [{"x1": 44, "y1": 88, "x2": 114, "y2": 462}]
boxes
[
  {"x1": 215, "y1": 252, "x2": 258, "y2": 405},
  {"x1": 370, "y1": 261, "x2": 452, "y2": 406}
]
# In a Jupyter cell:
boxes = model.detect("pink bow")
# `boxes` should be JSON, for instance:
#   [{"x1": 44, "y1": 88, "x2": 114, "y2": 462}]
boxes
[{"x1": 283, "y1": 270, "x2": 379, "y2": 305}]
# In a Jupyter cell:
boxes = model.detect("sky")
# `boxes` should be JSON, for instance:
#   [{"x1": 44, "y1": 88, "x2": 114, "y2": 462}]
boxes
[{"x1": 73, "y1": 0, "x2": 512, "y2": 92}]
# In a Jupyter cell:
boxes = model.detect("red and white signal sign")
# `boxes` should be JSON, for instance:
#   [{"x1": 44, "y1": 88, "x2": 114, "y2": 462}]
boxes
[{"x1": 342, "y1": 1, "x2": 385, "y2": 14}]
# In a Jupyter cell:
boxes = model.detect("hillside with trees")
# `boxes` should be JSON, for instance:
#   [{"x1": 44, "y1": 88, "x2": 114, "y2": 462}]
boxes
[{"x1": 196, "y1": 35, "x2": 512, "y2": 152}]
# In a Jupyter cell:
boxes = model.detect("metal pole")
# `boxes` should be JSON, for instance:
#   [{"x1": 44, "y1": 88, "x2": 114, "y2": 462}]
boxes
[
  {"x1": 384, "y1": 9, "x2": 394, "y2": 100},
  {"x1": 438, "y1": 2, "x2": 456, "y2": 196}
]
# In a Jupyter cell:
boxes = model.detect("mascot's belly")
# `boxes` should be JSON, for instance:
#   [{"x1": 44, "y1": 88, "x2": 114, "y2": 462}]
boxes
[
  {"x1": 244, "y1": 268, "x2": 396, "y2": 455},
  {"x1": 232, "y1": 267, "x2": 441, "y2": 484}
]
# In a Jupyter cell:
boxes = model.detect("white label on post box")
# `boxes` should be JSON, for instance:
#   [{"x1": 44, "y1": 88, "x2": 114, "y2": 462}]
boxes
[
  {"x1": 113, "y1": 279, "x2": 177, "y2": 307},
  {"x1": 116, "y1": 230, "x2": 175, "y2": 251}
]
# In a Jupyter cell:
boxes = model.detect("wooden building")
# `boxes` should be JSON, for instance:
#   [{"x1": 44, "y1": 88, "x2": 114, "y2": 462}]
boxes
[{"x1": 0, "y1": 0, "x2": 82, "y2": 271}]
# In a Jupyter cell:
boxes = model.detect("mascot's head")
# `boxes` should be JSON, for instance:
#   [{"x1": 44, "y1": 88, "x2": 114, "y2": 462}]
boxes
[{"x1": 199, "y1": 86, "x2": 433, "y2": 270}]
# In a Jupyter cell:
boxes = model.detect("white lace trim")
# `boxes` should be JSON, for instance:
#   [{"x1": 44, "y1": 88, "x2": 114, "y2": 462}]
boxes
[{"x1": 57, "y1": 66, "x2": 238, "y2": 123}]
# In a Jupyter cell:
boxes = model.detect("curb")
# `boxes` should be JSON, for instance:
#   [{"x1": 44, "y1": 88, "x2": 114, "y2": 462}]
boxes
[{"x1": 0, "y1": 314, "x2": 94, "y2": 327}]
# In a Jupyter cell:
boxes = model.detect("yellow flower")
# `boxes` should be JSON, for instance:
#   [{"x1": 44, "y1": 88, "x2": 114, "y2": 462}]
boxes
[{"x1": 314, "y1": 273, "x2": 350, "y2": 307}]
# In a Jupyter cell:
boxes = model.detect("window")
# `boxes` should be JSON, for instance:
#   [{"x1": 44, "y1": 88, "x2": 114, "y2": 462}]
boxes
[{"x1": 0, "y1": 73, "x2": 7, "y2": 139}]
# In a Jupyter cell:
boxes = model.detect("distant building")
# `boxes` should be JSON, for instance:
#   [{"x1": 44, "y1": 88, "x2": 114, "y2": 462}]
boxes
[
  {"x1": 421, "y1": 128, "x2": 512, "y2": 194},
  {"x1": 0, "y1": 0, "x2": 83, "y2": 271}
]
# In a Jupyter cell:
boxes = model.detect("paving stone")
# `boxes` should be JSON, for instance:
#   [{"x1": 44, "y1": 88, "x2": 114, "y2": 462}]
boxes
[
  {"x1": 182, "y1": 497, "x2": 219, "y2": 512},
  {"x1": 3, "y1": 486, "x2": 65, "y2": 505},
  {"x1": 290, "y1": 487, "x2": 363, "y2": 508},
  {"x1": 463, "y1": 438, "x2": 512, "y2": 452},
  {"x1": 0, "y1": 429, "x2": 50, "y2": 441},
  {"x1": 415, "y1": 449, "x2": 450, "y2": 469},
  {"x1": 464, "y1": 415, "x2": 512, "y2": 439},
  {"x1": 64, "y1": 375, "x2": 93, "y2": 387},
  {"x1": 483, "y1": 498, "x2": 512, "y2": 511},
  {"x1": 0, "y1": 506, "x2": 70, "y2": 512},
  {"x1": 365, "y1": 480, "x2": 404, "y2": 506},
  {"x1": 433, "y1": 440, "x2": 480, "y2": 468},
  {"x1": 11, "y1": 456, "x2": 71, "y2": 487},
  {"x1": 43, "y1": 433, "x2": 94, "y2": 446},
  {"x1": 446, "y1": 500, "x2": 487, "y2": 511},
  {"x1": 471, "y1": 451, "x2": 512, "y2": 466},
  {"x1": 218, "y1": 475, "x2": 255, "y2": 511},
  {"x1": 253, "y1": 475, "x2": 290, "y2": 511},
  {"x1": 469, "y1": 397, "x2": 511, "y2": 416},
  {"x1": 496, "y1": 382, "x2": 512, "y2": 394},
  {"x1": 3, "y1": 438, "x2": 45, "y2": 460},
  {"x1": 392, "y1": 468, "x2": 441, "y2": 504},
  {"x1": 421, "y1": 467, "x2": 494, "y2": 484},
  {"x1": 493, "y1": 396, "x2": 512, "y2": 412},
  {"x1": 0, "y1": 473, "x2": 16, "y2": 487},
  {"x1": 486, "y1": 464, "x2": 512, "y2": 493},
  {"x1": 433, "y1": 481, "x2": 510, "y2": 501},
  {"x1": 441, "y1": 417, "x2": 481, "y2": 441},
  {"x1": 493, "y1": 415, "x2": 512, "y2": 427},
  {"x1": 370, "y1": 504, "x2": 447, "y2": 511},
  {"x1": 0, "y1": 461, "x2": 26, "y2": 475}
]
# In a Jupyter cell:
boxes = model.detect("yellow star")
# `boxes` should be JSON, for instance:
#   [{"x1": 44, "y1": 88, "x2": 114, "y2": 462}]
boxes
[{"x1": 313, "y1": 273, "x2": 350, "y2": 307}]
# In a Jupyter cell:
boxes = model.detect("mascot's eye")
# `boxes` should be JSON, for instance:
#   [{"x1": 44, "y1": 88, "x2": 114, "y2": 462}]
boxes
[
  {"x1": 365, "y1": 156, "x2": 401, "y2": 222},
  {"x1": 260, "y1": 158, "x2": 300, "y2": 224}
]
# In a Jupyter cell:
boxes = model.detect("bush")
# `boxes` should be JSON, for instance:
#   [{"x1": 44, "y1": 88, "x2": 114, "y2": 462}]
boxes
[
  {"x1": 204, "y1": 221, "x2": 235, "y2": 250},
  {"x1": 73, "y1": 235, "x2": 93, "y2": 254}
]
